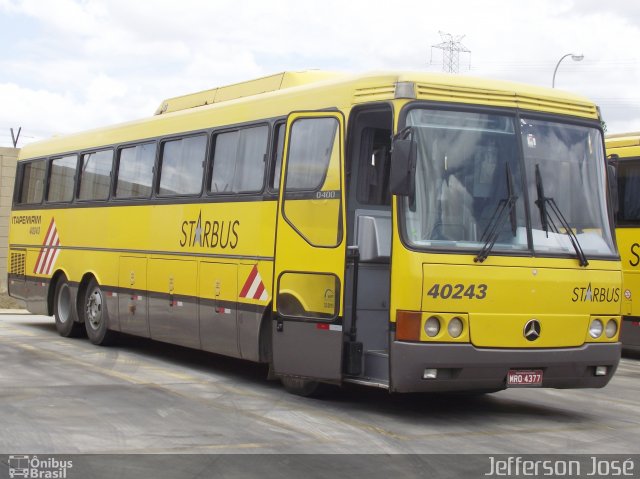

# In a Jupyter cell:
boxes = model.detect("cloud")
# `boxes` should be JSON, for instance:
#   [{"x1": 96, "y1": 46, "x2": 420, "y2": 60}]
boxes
[{"x1": 2, "y1": 0, "x2": 640, "y2": 145}]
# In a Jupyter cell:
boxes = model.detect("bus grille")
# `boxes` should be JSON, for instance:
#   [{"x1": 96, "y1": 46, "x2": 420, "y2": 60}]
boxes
[{"x1": 10, "y1": 251, "x2": 26, "y2": 277}]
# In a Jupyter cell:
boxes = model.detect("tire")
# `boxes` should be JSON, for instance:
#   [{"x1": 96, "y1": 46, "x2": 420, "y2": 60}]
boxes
[
  {"x1": 82, "y1": 278, "x2": 116, "y2": 346},
  {"x1": 280, "y1": 376, "x2": 324, "y2": 397},
  {"x1": 53, "y1": 276, "x2": 84, "y2": 337}
]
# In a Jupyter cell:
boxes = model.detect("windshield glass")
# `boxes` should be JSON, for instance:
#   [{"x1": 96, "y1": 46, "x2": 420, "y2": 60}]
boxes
[
  {"x1": 403, "y1": 109, "x2": 528, "y2": 252},
  {"x1": 521, "y1": 118, "x2": 615, "y2": 257},
  {"x1": 400, "y1": 107, "x2": 617, "y2": 260}
]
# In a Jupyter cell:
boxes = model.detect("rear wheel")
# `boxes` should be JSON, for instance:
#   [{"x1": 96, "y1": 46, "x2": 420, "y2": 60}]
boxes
[
  {"x1": 53, "y1": 276, "x2": 83, "y2": 337},
  {"x1": 82, "y1": 278, "x2": 116, "y2": 346}
]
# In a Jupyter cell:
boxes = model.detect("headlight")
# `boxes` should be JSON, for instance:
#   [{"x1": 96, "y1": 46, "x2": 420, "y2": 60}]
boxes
[
  {"x1": 424, "y1": 316, "x2": 440, "y2": 337},
  {"x1": 589, "y1": 318, "x2": 603, "y2": 339},
  {"x1": 448, "y1": 317, "x2": 464, "y2": 338},
  {"x1": 605, "y1": 319, "x2": 618, "y2": 338}
]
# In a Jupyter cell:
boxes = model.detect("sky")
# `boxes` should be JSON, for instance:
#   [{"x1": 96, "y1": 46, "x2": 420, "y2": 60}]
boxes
[{"x1": 1, "y1": 0, "x2": 640, "y2": 147}]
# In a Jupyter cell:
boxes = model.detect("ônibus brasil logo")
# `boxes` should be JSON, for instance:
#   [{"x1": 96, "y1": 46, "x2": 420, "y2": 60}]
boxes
[{"x1": 8, "y1": 455, "x2": 73, "y2": 478}]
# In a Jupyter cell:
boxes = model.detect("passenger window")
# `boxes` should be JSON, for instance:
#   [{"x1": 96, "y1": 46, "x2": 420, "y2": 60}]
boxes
[
  {"x1": 270, "y1": 123, "x2": 285, "y2": 191},
  {"x1": 47, "y1": 155, "x2": 77, "y2": 202},
  {"x1": 285, "y1": 118, "x2": 337, "y2": 191},
  {"x1": 158, "y1": 135, "x2": 207, "y2": 196},
  {"x1": 18, "y1": 159, "x2": 46, "y2": 204},
  {"x1": 210, "y1": 131, "x2": 238, "y2": 193},
  {"x1": 210, "y1": 125, "x2": 268, "y2": 193},
  {"x1": 115, "y1": 143, "x2": 156, "y2": 198},
  {"x1": 616, "y1": 160, "x2": 640, "y2": 225},
  {"x1": 78, "y1": 150, "x2": 113, "y2": 201}
]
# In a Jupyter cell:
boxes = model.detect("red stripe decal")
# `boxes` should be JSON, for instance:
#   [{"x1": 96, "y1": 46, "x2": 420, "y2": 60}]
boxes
[
  {"x1": 253, "y1": 282, "x2": 265, "y2": 300},
  {"x1": 239, "y1": 265, "x2": 259, "y2": 298},
  {"x1": 43, "y1": 237, "x2": 60, "y2": 274},
  {"x1": 34, "y1": 219, "x2": 55, "y2": 273}
]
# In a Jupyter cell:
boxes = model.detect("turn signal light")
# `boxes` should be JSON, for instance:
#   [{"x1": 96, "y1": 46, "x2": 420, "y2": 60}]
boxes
[{"x1": 396, "y1": 310, "x2": 422, "y2": 341}]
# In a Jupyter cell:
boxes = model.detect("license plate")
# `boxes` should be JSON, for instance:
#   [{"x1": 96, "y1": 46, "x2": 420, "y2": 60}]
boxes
[{"x1": 507, "y1": 369, "x2": 543, "y2": 387}]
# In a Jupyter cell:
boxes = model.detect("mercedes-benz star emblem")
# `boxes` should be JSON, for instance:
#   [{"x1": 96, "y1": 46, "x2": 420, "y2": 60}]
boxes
[{"x1": 523, "y1": 319, "x2": 541, "y2": 341}]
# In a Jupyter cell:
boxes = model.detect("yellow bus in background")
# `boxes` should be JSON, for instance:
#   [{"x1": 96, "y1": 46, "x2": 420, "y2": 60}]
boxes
[
  {"x1": 605, "y1": 133, "x2": 640, "y2": 349},
  {"x1": 8, "y1": 71, "x2": 621, "y2": 395}
]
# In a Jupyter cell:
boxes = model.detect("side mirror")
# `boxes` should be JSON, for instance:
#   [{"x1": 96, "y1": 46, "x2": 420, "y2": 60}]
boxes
[
  {"x1": 389, "y1": 128, "x2": 417, "y2": 197},
  {"x1": 607, "y1": 154, "x2": 619, "y2": 216}
]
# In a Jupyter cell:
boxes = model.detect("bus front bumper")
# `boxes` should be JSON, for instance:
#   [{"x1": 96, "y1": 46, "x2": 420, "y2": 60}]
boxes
[{"x1": 389, "y1": 341, "x2": 621, "y2": 393}]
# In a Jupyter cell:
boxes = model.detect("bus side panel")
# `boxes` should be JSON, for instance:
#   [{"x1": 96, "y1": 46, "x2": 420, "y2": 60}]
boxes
[
  {"x1": 620, "y1": 319, "x2": 640, "y2": 348},
  {"x1": 199, "y1": 261, "x2": 240, "y2": 358},
  {"x1": 617, "y1": 229, "x2": 640, "y2": 316},
  {"x1": 236, "y1": 261, "x2": 273, "y2": 362},
  {"x1": 147, "y1": 258, "x2": 199, "y2": 349},
  {"x1": 118, "y1": 256, "x2": 150, "y2": 338},
  {"x1": 25, "y1": 277, "x2": 49, "y2": 315}
]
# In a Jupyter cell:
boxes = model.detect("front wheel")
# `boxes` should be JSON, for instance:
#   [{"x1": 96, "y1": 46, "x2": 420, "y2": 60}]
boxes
[
  {"x1": 280, "y1": 376, "x2": 324, "y2": 397},
  {"x1": 53, "y1": 276, "x2": 83, "y2": 337},
  {"x1": 82, "y1": 278, "x2": 116, "y2": 346}
]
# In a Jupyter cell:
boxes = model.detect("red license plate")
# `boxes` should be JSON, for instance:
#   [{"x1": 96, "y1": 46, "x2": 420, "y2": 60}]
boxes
[{"x1": 507, "y1": 369, "x2": 543, "y2": 387}]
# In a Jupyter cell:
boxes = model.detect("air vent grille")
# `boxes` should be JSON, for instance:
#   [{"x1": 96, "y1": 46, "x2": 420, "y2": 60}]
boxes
[{"x1": 10, "y1": 251, "x2": 26, "y2": 277}]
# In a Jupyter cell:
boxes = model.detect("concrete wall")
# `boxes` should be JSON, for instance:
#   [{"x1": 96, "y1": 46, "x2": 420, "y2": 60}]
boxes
[{"x1": 0, "y1": 147, "x2": 19, "y2": 292}]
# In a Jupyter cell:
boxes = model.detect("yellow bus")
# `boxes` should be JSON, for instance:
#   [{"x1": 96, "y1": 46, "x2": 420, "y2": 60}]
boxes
[
  {"x1": 8, "y1": 71, "x2": 622, "y2": 395},
  {"x1": 605, "y1": 133, "x2": 640, "y2": 349}
]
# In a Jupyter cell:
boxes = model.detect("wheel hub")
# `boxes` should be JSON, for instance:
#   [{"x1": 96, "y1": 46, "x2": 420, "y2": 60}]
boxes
[{"x1": 87, "y1": 288, "x2": 103, "y2": 330}]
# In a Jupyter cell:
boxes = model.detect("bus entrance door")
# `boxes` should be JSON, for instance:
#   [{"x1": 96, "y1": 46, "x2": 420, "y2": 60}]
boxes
[{"x1": 272, "y1": 111, "x2": 346, "y2": 382}]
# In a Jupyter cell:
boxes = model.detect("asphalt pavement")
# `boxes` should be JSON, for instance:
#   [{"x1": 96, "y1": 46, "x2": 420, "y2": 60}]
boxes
[{"x1": 0, "y1": 313, "x2": 639, "y2": 477}]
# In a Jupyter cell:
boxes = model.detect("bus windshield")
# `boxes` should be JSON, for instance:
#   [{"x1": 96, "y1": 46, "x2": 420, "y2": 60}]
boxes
[{"x1": 401, "y1": 108, "x2": 617, "y2": 259}]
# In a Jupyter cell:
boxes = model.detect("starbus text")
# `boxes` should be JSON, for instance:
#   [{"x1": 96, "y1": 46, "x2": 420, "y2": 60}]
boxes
[{"x1": 179, "y1": 218, "x2": 240, "y2": 249}]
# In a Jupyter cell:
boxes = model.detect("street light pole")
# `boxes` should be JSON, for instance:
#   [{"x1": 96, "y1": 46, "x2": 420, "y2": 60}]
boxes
[{"x1": 552, "y1": 53, "x2": 584, "y2": 88}]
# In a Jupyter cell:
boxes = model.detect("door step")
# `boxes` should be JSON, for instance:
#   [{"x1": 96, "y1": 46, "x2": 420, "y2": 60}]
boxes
[
  {"x1": 344, "y1": 349, "x2": 389, "y2": 387},
  {"x1": 343, "y1": 376, "x2": 389, "y2": 389}
]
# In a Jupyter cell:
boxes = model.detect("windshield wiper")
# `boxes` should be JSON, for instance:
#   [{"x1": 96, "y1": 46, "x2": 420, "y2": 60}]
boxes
[
  {"x1": 534, "y1": 164, "x2": 589, "y2": 267},
  {"x1": 474, "y1": 164, "x2": 518, "y2": 263},
  {"x1": 534, "y1": 163, "x2": 549, "y2": 234}
]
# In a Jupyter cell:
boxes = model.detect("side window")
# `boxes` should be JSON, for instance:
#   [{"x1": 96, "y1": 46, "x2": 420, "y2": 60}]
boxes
[
  {"x1": 210, "y1": 125, "x2": 268, "y2": 194},
  {"x1": 78, "y1": 149, "x2": 113, "y2": 201},
  {"x1": 282, "y1": 116, "x2": 342, "y2": 247},
  {"x1": 285, "y1": 118, "x2": 337, "y2": 191},
  {"x1": 617, "y1": 160, "x2": 640, "y2": 225},
  {"x1": 269, "y1": 123, "x2": 285, "y2": 191},
  {"x1": 158, "y1": 135, "x2": 207, "y2": 196},
  {"x1": 18, "y1": 159, "x2": 46, "y2": 204},
  {"x1": 115, "y1": 143, "x2": 156, "y2": 198},
  {"x1": 210, "y1": 131, "x2": 238, "y2": 193},
  {"x1": 47, "y1": 155, "x2": 77, "y2": 202}
]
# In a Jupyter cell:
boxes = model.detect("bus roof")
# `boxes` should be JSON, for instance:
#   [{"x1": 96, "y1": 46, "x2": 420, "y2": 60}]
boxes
[
  {"x1": 154, "y1": 71, "x2": 343, "y2": 115},
  {"x1": 19, "y1": 70, "x2": 601, "y2": 160},
  {"x1": 605, "y1": 132, "x2": 640, "y2": 148}
]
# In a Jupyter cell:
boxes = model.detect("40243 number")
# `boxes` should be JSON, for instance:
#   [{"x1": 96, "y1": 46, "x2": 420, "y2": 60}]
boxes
[{"x1": 426, "y1": 283, "x2": 488, "y2": 300}]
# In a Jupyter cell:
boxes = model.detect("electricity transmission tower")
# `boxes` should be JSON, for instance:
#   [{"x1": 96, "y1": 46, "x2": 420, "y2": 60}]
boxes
[{"x1": 430, "y1": 31, "x2": 471, "y2": 73}]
